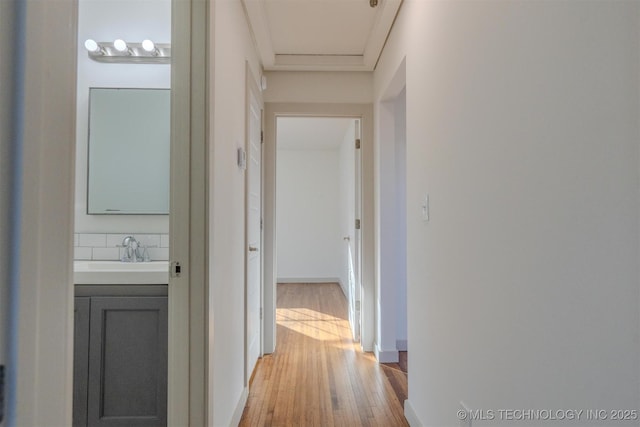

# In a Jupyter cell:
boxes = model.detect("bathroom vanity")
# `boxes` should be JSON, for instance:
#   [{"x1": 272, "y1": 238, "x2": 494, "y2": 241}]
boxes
[{"x1": 73, "y1": 261, "x2": 169, "y2": 427}]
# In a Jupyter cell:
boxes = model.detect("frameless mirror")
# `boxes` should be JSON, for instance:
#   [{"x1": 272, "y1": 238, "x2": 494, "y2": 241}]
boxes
[{"x1": 87, "y1": 88, "x2": 170, "y2": 214}]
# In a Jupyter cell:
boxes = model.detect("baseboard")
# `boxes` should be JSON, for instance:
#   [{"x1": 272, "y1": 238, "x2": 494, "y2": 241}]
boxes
[
  {"x1": 374, "y1": 342, "x2": 399, "y2": 363},
  {"x1": 404, "y1": 399, "x2": 423, "y2": 426},
  {"x1": 337, "y1": 278, "x2": 347, "y2": 297},
  {"x1": 229, "y1": 386, "x2": 249, "y2": 427},
  {"x1": 277, "y1": 277, "x2": 341, "y2": 284},
  {"x1": 396, "y1": 339, "x2": 408, "y2": 351}
]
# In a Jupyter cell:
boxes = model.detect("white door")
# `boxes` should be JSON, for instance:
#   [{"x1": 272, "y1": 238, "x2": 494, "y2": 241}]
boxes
[{"x1": 245, "y1": 71, "x2": 262, "y2": 384}]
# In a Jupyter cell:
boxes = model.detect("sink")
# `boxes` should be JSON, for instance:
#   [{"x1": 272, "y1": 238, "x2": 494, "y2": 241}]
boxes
[{"x1": 74, "y1": 260, "x2": 169, "y2": 285}]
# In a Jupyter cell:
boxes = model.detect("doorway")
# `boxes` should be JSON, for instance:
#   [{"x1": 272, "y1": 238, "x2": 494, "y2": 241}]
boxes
[
  {"x1": 263, "y1": 103, "x2": 375, "y2": 355},
  {"x1": 376, "y1": 57, "x2": 408, "y2": 365},
  {"x1": 72, "y1": 0, "x2": 206, "y2": 425},
  {"x1": 275, "y1": 116, "x2": 362, "y2": 341}
]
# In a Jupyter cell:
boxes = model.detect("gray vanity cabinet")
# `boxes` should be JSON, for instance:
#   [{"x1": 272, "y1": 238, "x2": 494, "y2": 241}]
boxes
[
  {"x1": 73, "y1": 295, "x2": 167, "y2": 427},
  {"x1": 74, "y1": 297, "x2": 91, "y2": 427}
]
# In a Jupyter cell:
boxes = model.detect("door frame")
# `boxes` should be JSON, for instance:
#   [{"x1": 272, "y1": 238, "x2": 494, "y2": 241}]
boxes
[
  {"x1": 244, "y1": 61, "x2": 264, "y2": 386},
  {"x1": 9, "y1": 0, "x2": 208, "y2": 424},
  {"x1": 169, "y1": 0, "x2": 208, "y2": 424},
  {"x1": 263, "y1": 103, "x2": 375, "y2": 353},
  {"x1": 374, "y1": 57, "x2": 407, "y2": 364}
]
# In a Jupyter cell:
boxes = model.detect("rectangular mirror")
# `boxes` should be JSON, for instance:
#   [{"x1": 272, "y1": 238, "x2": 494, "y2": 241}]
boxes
[{"x1": 87, "y1": 88, "x2": 170, "y2": 214}]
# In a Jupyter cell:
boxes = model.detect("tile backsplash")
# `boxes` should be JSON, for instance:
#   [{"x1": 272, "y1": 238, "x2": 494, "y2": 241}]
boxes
[{"x1": 74, "y1": 233, "x2": 169, "y2": 261}]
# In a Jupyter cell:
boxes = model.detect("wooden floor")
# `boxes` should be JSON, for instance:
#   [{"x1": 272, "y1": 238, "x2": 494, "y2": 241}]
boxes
[{"x1": 239, "y1": 283, "x2": 408, "y2": 427}]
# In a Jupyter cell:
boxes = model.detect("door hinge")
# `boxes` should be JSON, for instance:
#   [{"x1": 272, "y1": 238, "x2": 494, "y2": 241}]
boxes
[
  {"x1": 170, "y1": 261, "x2": 182, "y2": 278},
  {"x1": 355, "y1": 138, "x2": 361, "y2": 149},
  {"x1": 260, "y1": 307, "x2": 263, "y2": 320},
  {"x1": 260, "y1": 218, "x2": 263, "y2": 231},
  {"x1": 355, "y1": 219, "x2": 361, "y2": 230},
  {"x1": 261, "y1": 131, "x2": 264, "y2": 144}
]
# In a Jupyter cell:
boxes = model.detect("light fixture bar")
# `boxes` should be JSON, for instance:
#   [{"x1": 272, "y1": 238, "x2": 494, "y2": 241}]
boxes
[{"x1": 85, "y1": 40, "x2": 171, "y2": 64}]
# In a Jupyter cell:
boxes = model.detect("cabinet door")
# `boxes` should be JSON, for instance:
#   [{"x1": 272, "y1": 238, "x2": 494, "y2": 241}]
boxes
[
  {"x1": 87, "y1": 297, "x2": 167, "y2": 427},
  {"x1": 74, "y1": 297, "x2": 91, "y2": 427}
]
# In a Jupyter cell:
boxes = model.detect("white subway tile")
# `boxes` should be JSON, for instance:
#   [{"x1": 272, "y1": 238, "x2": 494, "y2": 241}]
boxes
[
  {"x1": 137, "y1": 234, "x2": 161, "y2": 247},
  {"x1": 147, "y1": 247, "x2": 169, "y2": 261},
  {"x1": 74, "y1": 233, "x2": 79, "y2": 247},
  {"x1": 92, "y1": 247, "x2": 120, "y2": 261},
  {"x1": 160, "y1": 234, "x2": 170, "y2": 248},
  {"x1": 106, "y1": 234, "x2": 130, "y2": 248},
  {"x1": 78, "y1": 233, "x2": 106, "y2": 247},
  {"x1": 74, "y1": 247, "x2": 92, "y2": 260}
]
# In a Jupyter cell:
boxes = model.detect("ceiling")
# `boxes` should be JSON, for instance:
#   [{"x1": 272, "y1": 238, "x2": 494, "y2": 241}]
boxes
[
  {"x1": 241, "y1": 0, "x2": 403, "y2": 71},
  {"x1": 277, "y1": 117, "x2": 355, "y2": 150}
]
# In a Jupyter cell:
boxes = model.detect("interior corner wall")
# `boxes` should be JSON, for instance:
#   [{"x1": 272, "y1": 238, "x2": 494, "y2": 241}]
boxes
[
  {"x1": 209, "y1": 0, "x2": 262, "y2": 425},
  {"x1": 375, "y1": 1, "x2": 640, "y2": 425},
  {"x1": 276, "y1": 149, "x2": 342, "y2": 282},
  {"x1": 74, "y1": 0, "x2": 171, "y2": 233}
]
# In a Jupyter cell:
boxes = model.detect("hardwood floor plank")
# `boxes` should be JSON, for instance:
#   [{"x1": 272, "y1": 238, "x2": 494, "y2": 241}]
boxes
[{"x1": 239, "y1": 283, "x2": 408, "y2": 427}]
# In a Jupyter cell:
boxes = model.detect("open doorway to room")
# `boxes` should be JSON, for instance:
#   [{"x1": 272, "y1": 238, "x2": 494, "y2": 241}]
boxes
[
  {"x1": 71, "y1": 0, "x2": 205, "y2": 425},
  {"x1": 72, "y1": 1, "x2": 172, "y2": 426},
  {"x1": 274, "y1": 116, "x2": 362, "y2": 341},
  {"x1": 376, "y1": 58, "x2": 408, "y2": 371}
]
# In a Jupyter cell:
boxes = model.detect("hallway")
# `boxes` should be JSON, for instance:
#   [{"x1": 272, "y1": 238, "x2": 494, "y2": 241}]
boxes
[{"x1": 239, "y1": 283, "x2": 408, "y2": 426}]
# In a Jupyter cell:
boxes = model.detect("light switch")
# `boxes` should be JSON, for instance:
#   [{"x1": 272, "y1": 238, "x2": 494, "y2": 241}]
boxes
[{"x1": 422, "y1": 194, "x2": 429, "y2": 222}]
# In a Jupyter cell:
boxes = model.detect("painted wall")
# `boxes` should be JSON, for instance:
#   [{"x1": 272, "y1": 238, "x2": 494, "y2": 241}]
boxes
[
  {"x1": 75, "y1": 0, "x2": 170, "y2": 234},
  {"x1": 276, "y1": 149, "x2": 342, "y2": 282},
  {"x1": 263, "y1": 71, "x2": 373, "y2": 104},
  {"x1": 209, "y1": 0, "x2": 262, "y2": 425},
  {"x1": 375, "y1": 1, "x2": 640, "y2": 425}
]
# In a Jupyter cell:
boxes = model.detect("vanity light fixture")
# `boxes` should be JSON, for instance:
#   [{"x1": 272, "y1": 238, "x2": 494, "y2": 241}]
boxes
[
  {"x1": 113, "y1": 39, "x2": 129, "y2": 53},
  {"x1": 83, "y1": 38, "x2": 171, "y2": 64},
  {"x1": 141, "y1": 39, "x2": 158, "y2": 55},
  {"x1": 84, "y1": 39, "x2": 103, "y2": 54}
]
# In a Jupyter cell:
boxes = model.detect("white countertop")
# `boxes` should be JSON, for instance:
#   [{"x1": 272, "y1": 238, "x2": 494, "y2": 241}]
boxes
[{"x1": 74, "y1": 260, "x2": 169, "y2": 285}]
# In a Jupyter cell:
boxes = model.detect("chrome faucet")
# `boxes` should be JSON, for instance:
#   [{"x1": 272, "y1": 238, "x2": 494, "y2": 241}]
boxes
[{"x1": 120, "y1": 236, "x2": 149, "y2": 262}]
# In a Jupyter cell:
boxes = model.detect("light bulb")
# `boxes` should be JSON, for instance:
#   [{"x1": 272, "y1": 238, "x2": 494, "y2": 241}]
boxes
[
  {"x1": 84, "y1": 39, "x2": 99, "y2": 52},
  {"x1": 142, "y1": 39, "x2": 155, "y2": 52},
  {"x1": 113, "y1": 39, "x2": 128, "y2": 52}
]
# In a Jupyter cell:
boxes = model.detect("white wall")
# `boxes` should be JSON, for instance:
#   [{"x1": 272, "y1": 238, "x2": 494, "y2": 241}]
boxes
[
  {"x1": 75, "y1": 0, "x2": 170, "y2": 234},
  {"x1": 277, "y1": 148, "x2": 342, "y2": 282},
  {"x1": 264, "y1": 71, "x2": 373, "y2": 104},
  {"x1": 209, "y1": 0, "x2": 262, "y2": 425},
  {"x1": 375, "y1": 1, "x2": 640, "y2": 425}
]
